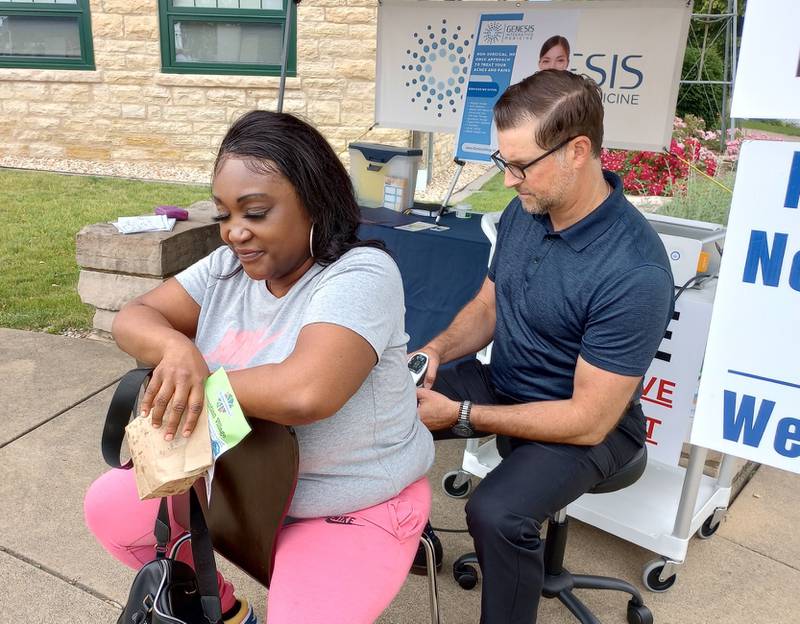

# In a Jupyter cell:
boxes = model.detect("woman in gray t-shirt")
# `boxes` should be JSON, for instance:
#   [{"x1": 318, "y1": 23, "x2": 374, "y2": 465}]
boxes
[{"x1": 84, "y1": 111, "x2": 434, "y2": 624}]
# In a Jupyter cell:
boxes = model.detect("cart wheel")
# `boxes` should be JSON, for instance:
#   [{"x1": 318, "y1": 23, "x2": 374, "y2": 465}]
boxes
[
  {"x1": 642, "y1": 558, "x2": 677, "y2": 593},
  {"x1": 453, "y1": 562, "x2": 478, "y2": 590},
  {"x1": 442, "y1": 471, "x2": 472, "y2": 498},
  {"x1": 696, "y1": 515, "x2": 721, "y2": 540},
  {"x1": 626, "y1": 601, "x2": 654, "y2": 624}
]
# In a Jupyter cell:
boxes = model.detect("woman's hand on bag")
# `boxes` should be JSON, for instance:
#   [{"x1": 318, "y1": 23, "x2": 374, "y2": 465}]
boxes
[{"x1": 140, "y1": 339, "x2": 210, "y2": 441}]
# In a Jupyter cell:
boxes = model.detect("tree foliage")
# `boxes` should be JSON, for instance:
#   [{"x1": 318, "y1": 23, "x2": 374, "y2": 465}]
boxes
[{"x1": 677, "y1": 45, "x2": 725, "y2": 127}]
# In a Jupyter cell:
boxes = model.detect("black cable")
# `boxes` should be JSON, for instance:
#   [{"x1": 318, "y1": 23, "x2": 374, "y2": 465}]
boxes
[
  {"x1": 674, "y1": 273, "x2": 706, "y2": 302},
  {"x1": 674, "y1": 272, "x2": 717, "y2": 303}
]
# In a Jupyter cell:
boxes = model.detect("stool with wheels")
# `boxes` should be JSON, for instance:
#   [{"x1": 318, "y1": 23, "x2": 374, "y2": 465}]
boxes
[{"x1": 453, "y1": 446, "x2": 653, "y2": 624}]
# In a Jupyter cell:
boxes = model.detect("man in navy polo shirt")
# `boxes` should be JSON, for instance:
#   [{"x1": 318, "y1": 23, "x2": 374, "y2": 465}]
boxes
[{"x1": 415, "y1": 70, "x2": 674, "y2": 623}]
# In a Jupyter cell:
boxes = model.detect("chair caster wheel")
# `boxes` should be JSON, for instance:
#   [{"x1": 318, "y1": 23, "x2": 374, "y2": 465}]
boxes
[
  {"x1": 453, "y1": 562, "x2": 478, "y2": 590},
  {"x1": 442, "y1": 471, "x2": 472, "y2": 498},
  {"x1": 627, "y1": 601, "x2": 654, "y2": 624}
]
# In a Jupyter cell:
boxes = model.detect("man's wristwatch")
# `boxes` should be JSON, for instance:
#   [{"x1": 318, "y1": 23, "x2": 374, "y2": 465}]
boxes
[{"x1": 451, "y1": 400, "x2": 475, "y2": 437}]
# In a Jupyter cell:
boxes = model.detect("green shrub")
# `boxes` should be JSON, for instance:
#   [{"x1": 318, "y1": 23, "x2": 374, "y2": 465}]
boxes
[{"x1": 658, "y1": 170, "x2": 735, "y2": 225}]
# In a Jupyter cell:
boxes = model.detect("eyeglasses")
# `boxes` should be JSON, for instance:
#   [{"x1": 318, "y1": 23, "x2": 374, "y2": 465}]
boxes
[{"x1": 491, "y1": 136, "x2": 577, "y2": 181}]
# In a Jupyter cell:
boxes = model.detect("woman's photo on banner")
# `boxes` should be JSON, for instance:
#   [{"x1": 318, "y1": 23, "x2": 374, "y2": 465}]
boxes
[{"x1": 537, "y1": 35, "x2": 571, "y2": 72}]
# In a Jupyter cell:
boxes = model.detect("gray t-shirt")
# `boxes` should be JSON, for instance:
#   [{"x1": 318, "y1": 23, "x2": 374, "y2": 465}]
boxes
[{"x1": 176, "y1": 245, "x2": 434, "y2": 518}]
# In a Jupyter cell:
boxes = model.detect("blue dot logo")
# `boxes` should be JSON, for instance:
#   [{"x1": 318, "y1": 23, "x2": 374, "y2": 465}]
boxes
[{"x1": 401, "y1": 18, "x2": 473, "y2": 116}]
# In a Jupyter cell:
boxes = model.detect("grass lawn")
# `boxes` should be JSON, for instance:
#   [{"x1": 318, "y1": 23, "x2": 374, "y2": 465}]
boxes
[
  {"x1": 460, "y1": 172, "x2": 515, "y2": 214},
  {"x1": 739, "y1": 119, "x2": 800, "y2": 138},
  {"x1": 0, "y1": 168, "x2": 210, "y2": 333}
]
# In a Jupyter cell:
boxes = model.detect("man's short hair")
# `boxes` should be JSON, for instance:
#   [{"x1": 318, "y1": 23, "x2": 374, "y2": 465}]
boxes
[{"x1": 494, "y1": 70, "x2": 604, "y2": 157}]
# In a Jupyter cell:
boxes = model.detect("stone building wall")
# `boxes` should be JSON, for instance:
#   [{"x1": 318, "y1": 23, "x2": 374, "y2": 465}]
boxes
[{"x1": 0, "y1": 0, "x2": 411, "y2": 183}]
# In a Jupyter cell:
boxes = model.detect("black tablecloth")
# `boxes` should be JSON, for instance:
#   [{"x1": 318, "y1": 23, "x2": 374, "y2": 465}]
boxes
[{"x1": 358, "y1": 206, "x2": 491, "y2": 351}]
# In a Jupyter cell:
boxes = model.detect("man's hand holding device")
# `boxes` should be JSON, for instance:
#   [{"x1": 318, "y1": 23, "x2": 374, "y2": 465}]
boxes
[{"x1": 407, "y1": 352, "x2": 429, "y2": 386}]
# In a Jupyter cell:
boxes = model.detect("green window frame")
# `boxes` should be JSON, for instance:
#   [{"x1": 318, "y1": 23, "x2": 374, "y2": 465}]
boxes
[
  {"x1": 158, "y1": 0, "x2": 297, "y2": 77},
  {"x1": 0, "y1": 0, "x2": 94, "y2": 70}
]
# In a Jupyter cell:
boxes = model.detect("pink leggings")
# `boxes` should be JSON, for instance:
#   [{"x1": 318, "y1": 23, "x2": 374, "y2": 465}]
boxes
[{"x1": 84, "y1": 469, "x2": 430, "y2": 623}]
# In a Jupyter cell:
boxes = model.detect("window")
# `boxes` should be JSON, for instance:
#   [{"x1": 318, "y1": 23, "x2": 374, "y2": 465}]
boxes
[
  {"x1": 0, "y1": 0, "x2": 94, "y2": 70},
  {"x1": 158, "y1": 0, "x2": 296, "y2": 76}
]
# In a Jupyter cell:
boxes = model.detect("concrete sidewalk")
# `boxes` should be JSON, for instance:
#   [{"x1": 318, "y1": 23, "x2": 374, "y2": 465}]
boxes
[{"x1": 0, "y1": 328, "x2": 797, "y2": 623}]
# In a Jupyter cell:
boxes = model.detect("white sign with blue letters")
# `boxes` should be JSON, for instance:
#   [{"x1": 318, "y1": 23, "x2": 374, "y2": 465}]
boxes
[{"x1": 691, "y1": 141, "x2": 800, "y2": 472}]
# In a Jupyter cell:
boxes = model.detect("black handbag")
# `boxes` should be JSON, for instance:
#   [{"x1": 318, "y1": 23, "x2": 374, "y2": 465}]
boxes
[
  {"x1": 117, "y1": 490, "x2": 222, "y2": 624},
  {"x1": 102, "y1": 367, "x2": 299, "y2": 595}
]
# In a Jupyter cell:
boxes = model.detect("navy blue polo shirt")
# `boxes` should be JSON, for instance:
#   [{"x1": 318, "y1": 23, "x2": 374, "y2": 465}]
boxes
[{"x1": 488, "y1": 171, "x2": 674, "y2": 408}]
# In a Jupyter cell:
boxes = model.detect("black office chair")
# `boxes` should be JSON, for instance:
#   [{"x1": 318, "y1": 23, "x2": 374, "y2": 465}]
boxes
[{"x1": 452, "y1": 446, "x2": 653, "y2": 624}]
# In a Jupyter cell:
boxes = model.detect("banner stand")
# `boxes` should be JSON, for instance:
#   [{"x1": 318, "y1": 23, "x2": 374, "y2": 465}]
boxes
[{"x1": 434, "y1": 157, "x2": 466, "y2": 223}]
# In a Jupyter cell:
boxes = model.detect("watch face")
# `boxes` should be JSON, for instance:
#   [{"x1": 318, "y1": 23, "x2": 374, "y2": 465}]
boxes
[{"x1": 451, "y1": 423, "x2": 473, "y2": 438}]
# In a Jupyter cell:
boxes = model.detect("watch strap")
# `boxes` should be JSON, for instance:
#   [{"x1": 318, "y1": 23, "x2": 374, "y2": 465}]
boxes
[{"x1": 458, "y1": 400, "x2": 472, "y2": 428}]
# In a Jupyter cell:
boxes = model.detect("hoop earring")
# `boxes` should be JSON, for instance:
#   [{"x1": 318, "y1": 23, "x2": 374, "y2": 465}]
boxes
[{"x1": 309, "y1": 223, "x2": 315, "y2": 258}]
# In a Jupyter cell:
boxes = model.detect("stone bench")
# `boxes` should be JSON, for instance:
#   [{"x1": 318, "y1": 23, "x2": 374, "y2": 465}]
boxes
[{"x1": 76, "y1": 200, "x2": 222, "y2": 335}]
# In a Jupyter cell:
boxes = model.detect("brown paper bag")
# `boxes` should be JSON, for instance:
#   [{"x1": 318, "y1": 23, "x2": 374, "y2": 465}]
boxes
[{"x1": 125, "y1": 404, "x2": 213, "y2": 500}]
